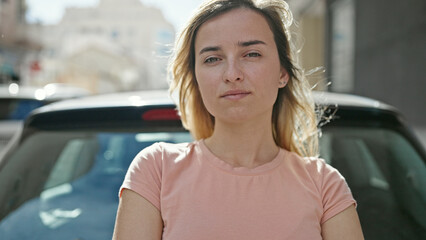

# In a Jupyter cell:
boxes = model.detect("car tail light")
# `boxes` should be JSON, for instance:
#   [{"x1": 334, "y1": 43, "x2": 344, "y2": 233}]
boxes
[{"x1": 142, "y1": 109, "x2": 180, "y2": 121}]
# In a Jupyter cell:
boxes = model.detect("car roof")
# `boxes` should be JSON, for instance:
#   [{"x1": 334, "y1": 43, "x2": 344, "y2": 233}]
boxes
[
  {"x1": 26, "y1": 90, "x2": 179, "y2": 130},
  {"x1": 34, "y1": 90, "x2": 396, "y2": 114},
  {"x1": 21, "y1": 89, "x2": 407, "y2": 136},
  {"x1": 0, "y1": 83, "x2": 90, "y2": 101},
  {"x1": 0, "y1": 84, "x2": 44, "y2": 99},
  {"x1": 312, "y1": 91, "x2": 396, "y2": 111},
  {"x1": 33, "y1": 90, "x2": 175, "y2": 113}
]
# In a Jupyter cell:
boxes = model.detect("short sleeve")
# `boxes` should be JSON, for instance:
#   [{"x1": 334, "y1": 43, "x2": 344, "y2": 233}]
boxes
[
  {"x1": 317, "y1": 159, "x2": 356, "y2": 224},
  {"x1": 119, "y1": 142, "x2": 163, "y2": 210}
]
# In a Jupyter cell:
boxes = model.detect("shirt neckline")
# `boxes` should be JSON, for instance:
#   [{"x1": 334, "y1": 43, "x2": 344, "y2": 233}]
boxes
[{"x1": 198, "y1": 139, "x2": 285, "y2": 176}]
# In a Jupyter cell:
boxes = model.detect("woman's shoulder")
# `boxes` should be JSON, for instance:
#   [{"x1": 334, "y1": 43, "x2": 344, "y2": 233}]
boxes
[
  {"x1": 282, "y1": 150, "x2": 348, "y2": 196},
  {"x1": 134, "y1": 140, "x2": 199, "y2": 163},
  {"x1": 283, "y1": 150, "x2": 326, "y2": 166},
  {"x1": 282, "y1": 149, "x2": 336, "y2": 176},
  {"x1": 137, "y1": 140, "x2": 193, "y2": 154}
]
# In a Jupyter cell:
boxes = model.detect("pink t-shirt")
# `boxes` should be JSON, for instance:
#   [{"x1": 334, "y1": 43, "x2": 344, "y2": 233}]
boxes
[{"x1": 120, "y1": 140, "x2": 356, "y2": 239}]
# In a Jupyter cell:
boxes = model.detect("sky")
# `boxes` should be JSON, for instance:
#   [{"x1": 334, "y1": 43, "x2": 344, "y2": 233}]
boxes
[{"x1": 25, "y1": 0, "x2": 203, "y2": 31}]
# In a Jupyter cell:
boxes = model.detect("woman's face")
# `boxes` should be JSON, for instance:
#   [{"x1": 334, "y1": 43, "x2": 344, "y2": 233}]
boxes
[{"x1": 194, "y1": 8, "x2": 288, "y2": 124}]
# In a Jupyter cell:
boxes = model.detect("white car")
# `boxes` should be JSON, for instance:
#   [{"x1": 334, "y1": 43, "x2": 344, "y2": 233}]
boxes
[
  {"x1": 0, "y1": 83, "x2": 89, "y2": 151},
  {"x1": 0, "y1": 90, "x2": 425, "y2": 239}
]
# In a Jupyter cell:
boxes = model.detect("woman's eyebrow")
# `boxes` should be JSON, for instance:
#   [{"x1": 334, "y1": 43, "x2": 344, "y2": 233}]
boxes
[
  {"x1": 198, "y1": 40, "x2": 266, "y2": 55},
  {"x1": 238, "y1": 40, "x2": 266, "y2": 47},
  {"x1": 199, "y1": 46, "x2": 221, "y2": 55}
]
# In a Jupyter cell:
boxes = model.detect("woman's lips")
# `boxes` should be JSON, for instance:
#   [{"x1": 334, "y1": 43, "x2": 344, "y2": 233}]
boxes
[{"x1": 220, "y1": 90, "x2": 251, "y2": 100}]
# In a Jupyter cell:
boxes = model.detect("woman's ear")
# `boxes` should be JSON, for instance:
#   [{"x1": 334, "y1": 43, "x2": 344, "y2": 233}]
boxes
[{"x1": 278, "y1": 68, "x2": 289, "y2": 88}]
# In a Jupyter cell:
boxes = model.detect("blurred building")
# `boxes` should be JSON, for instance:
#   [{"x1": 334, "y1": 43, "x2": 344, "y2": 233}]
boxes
[
  {"x1": 0, "y1": 0, "x2": 40, "y2": 83},
  {"x1": 24, "y1": 0, "x2": 175, "y2": 93},
  {"x1": 288, "y1": 0, "x2": 425, "y2": 144},
  {"x1": 325, "y1": 0, "x2": 426, "y2": 128},
  {"x1": 287, "y1": 0, "x2": 327, "y2": 90}
]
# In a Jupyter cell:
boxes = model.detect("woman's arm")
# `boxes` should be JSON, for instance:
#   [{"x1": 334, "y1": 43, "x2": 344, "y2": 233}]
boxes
[
  {"x1": 113, "y1": 189, "x2": 163, "y2": 240},
  {"x1": 321, "y1": 205, "x2": 364, "y2": 240}
]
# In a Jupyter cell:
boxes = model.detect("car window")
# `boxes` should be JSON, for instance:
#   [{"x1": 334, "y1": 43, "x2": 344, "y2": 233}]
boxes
[
  {"x1": 0, "y1": 99, "x2": 44, "y2": 120},
  {"x1": 44, "y1": 137, "x2": 97, "y2": 189},
  {"x1": 0, "y1": 130, "x2": 192, "y2": 239},
  {"x1": 320, "y1": 126, "x2": 426, "y2": 239}
]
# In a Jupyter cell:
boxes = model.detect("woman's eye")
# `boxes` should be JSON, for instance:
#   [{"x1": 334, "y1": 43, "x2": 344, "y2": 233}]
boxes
[
  {"x1": 204, "y1": 57, "x2": 220, "y2": 63},
  {"x1": 246, "y1": 52, "x2": 261, "y2": 58}
]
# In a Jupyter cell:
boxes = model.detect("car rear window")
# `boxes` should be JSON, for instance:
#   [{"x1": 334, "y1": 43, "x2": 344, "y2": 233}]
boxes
[
  {"x1": 0, "y1": 130, "x2": 192, "y2": 239},
  {"x1": 0, "y1": 125, "x2": 425, "y2": 239},
  {"x1": 320, "y1": 126, "x2": 426, "y2": 239}
]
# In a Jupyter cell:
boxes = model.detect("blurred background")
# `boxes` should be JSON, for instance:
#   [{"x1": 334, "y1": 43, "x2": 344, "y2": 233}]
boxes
[{"x1": 0, "y1": 0, "x2": 425, "y2": 145}]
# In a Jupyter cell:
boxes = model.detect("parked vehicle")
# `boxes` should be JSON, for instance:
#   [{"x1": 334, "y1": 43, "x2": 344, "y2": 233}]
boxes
[
  {"x1": 0, "y1": 90, "x2": 424, "y2": 239},
  {"x1": 0, "y1": 83, "x2": 90, "y2": 152}
]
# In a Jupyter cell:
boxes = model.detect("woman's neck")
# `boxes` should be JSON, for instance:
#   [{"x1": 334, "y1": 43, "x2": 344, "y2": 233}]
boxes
[{"x1": 204, "y1": 118, "x2": 279, "y2": 169}]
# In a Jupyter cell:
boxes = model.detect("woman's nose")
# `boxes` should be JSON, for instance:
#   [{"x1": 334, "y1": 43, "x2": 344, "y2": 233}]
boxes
[{"x1": 223, "y1": 59, "x2": 244, "y2": 83}]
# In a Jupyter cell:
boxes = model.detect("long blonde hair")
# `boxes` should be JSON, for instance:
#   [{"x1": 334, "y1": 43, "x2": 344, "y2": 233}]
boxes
[{"x1": 169, "y1": 0, "x2": 319, "y2": 157}]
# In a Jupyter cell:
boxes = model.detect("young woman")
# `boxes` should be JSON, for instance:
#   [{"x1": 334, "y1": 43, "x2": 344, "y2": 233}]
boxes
[{"x1": 113, "y1": 0, "x2": 364, "y2": 239}]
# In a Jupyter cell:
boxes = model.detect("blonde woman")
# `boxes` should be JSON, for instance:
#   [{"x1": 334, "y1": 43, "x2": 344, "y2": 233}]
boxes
[{"x1": 113, "y1": 0, "x2": 364, "y2": 239}]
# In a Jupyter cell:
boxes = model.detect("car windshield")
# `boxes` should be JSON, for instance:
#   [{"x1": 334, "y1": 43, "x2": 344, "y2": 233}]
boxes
[
  {"x1": 0, "y1": 99, "x2": 45, "y2": 120},
  {"x1": 0, "y1": 130, "x2": 192, "y2": 239},
  {"x1": 320, "y1": 126, "x2": 426, "y2": 239}
]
